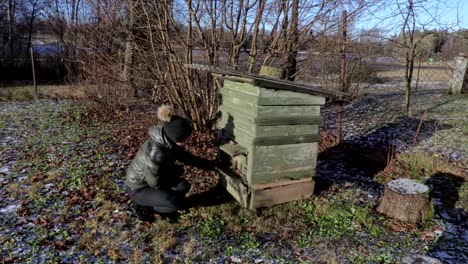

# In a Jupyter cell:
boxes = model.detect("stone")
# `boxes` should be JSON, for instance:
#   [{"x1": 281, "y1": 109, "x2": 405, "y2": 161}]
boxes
[
  {"x1": 401, "y1": 254, "x2": 443, "y2": 264},
  {"x1": 450, "y1": 54, "x2": 468, "y2": 95}
]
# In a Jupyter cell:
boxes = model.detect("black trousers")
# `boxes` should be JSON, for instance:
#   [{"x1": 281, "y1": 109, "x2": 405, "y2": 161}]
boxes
[{"x1": 128, "y1": 174, "x2": 191, "y2": 214}]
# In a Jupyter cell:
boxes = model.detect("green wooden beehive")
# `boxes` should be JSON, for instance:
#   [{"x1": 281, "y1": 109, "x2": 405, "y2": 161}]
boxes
[
  {"x1": 185, "y1": 64, "x2": 345, "y2": 209},
  {"x1": 211, "y1": 68, "x2": 345, "y2": 209},
  {"x1": 219, "y1": 79, "x2": 324, "y2": 185}
]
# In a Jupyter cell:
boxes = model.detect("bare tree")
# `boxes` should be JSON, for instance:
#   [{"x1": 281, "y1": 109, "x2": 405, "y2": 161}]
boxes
[
  {"x1": 122, "y1": 0, "x2": 135, "y2": 96},
  {"x1": 369, "y1": 0, "x2": 461, "y2": 117},
  {"x1": 7, "y1": 0, "x2": 17, "y2": 61},
  {"x1": 52, "y1": 0, "x2": 380, "y2": 127},
  {"x1": 24, "y1": 0, "x2": 45, "y2": 65}
]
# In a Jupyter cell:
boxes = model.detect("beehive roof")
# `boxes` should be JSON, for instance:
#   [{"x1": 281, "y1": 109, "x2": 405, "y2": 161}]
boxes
[{"x1": 185, "y1": 64, "x2": 347, "y2": 98}]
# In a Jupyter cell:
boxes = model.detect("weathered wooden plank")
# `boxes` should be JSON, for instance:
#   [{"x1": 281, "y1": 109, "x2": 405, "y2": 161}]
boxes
[
  {"x1": 218, "y1": 116, "x2": 255, "y2": 138},
  {"x1": 219, "y1": 115, "x2": 253, "y2": 131},
  {"x1": 221, "y1": 103, "x2": 322, "y2": 125},
  {"x1": 250, "y1": 168, "x2": 316, "y2": 184},
  {"x1": 219, "y1": 129, "x2": 254, "y2": 149},
  {"x1": 253, "y1": 134, "x2": 321, "y2": 146},
  {"x1": 220, "y1": 88, "x2": 259, "y2": 105},
  {"x1": 222, "y1": 85, "x2": 325, "y2": 106},
  {"x1": 257, "y1": 97, "x2": 323, "y2": 106},
  {"x1": 219, "y1": 143, "x2": 248, "y2": 157},
  {"x1": 220, "y1": 106, "x2": 322, "y2": 126},
  {"x1": 255, "y1": 115, "x2": 322, "y2": 125},
  {"x1": 220, "y1": 124, "x2": 320, "y2": 146},
  {"x1": 259, "y1": 88, "x2": 326, "y2": 105},
  {"x1": 218, "y1": 168, "x2": 250, "y2": 207},
  {"x1": 219, "y1": 116, "x2": 319, "y2": 137},
  {"x1": 221, "y1": 93, "x2": 258, "y2": 106},
  {"x1": 221, "y1": 100, "x2": 257, "y2": 116},
  {"x1": 218, "y1": 168, "x2": 315, "y2": 210},
  {"x1": 223, "y1": 80, "x2": 260, "y2": 96},
  {"x1": 248, "y1": 143, "x2": 318, "y2": 184},
  {"x1": 257, "y1": 105, "x2": 321, "y2": 117},
  {"x1": 220, "y1": 104, "x2": 257, "y2": 119},
  {"x1": 251, "y1": 178, "x2": 315, "y2": 209},
  {"x1": 256, "y1": 124, "x2": 319, "y2": 137},
  {"x1": 234, "y1": 154, "x2": 248, "y2": 176},
  {"x1": 252, "y1": 177, "x2": 314, "y2": 190}
]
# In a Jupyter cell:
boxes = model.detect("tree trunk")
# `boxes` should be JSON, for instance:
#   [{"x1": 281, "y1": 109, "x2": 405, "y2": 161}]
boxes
[
  {"x1": 7, "y1": 0, "x2": 16, "y2": 61},
  {"x1": 404, "y1": 51, "x2": 414, "y2": 117},
  {"x1": 337, "y1": 10, "x2": 348, "y2": 144},
  {"x1": 122, "y1": 0, "x2": 135, "y2": 96},
  {"x1": 247, "y1": 0, "x2": 265, "y2": 73},
  {"x1": 64, "y1": 0, "x2": 80, "y2": 82},
  {"x1": 25, "y1": 1, "x2": 38, "y2": 66},
  {"x1": 282, "y1": 0, "x2": 298, "y2": 81},
  {"x1": 414, "y1": 55, "x2": 422, "y2": 91},
  {"x1": 339, "y1": 10, "x2": 348, "y2": 93},
  {"x1": 377, "y1": 179, "x2": 433, "y2": 223}
]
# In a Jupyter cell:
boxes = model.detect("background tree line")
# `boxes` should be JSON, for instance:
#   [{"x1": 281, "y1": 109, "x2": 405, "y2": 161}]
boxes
[{"x1": 1, "y1": 0, "x2": 467, "y2": 126}]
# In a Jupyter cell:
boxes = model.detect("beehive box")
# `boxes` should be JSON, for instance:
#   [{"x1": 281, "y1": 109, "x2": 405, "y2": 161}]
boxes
[
  {"x1": 211, "y1": 69, "x2": 347, "y2": 210},
  {"x1": 218, "y1": 79, "x2": 324, "y2": 185},
  {"x1": 181, "y1": 63, "x2": 345, "y2": 209}
]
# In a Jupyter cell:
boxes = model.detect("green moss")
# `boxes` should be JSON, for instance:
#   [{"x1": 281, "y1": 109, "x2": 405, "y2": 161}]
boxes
[
  {"x1": 423, "y1": 202, "x2": 435, "y2": 222},
  {"x1": 198, "y1": 217, "x2": 225, "y2": 240},
  {"x1": 456, "y1": 182, "x2": 468, "y2": 211}
]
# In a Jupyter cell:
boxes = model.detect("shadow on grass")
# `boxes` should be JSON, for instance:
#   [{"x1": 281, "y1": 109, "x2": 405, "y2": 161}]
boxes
[
  {"x1": 315, "y1": 117, "x2": 452, "y2": 194},
  {"x1": 426, "y1": 172, "x2": 468, "y2": 263},
  {"x1": 186, "y1": 184, "x2": 234, "y2": 209},
  {"x1": 426, "y1": 173, "x2": 466, "y2": 223}
]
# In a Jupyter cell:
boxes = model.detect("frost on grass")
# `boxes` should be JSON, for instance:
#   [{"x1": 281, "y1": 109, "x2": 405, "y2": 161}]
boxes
[
  {"x1": 387, "y1": 179, "x2": 429, "y2": 195},
  {"x1": 0, "y1": 87, "x2": 466, "y2": 263}
]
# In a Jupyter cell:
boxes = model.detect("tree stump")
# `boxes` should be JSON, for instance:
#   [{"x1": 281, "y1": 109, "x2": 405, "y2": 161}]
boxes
[{"x1": 377, "y1": 179, "x2": 433, "y2": 223}]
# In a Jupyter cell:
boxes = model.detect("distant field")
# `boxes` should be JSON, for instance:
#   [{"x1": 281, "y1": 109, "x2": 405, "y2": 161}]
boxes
[
  {"x1": 372, "y1": 63, "x2": 452, "y2": 82},
  {"x1": 0, "y1": 85, "x2": 86, "y2": 101}
]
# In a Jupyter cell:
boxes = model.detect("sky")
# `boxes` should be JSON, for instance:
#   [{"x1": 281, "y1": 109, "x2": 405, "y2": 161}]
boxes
[{"x1": 355, "y1": 0, "x2": 467, "y2": 33}]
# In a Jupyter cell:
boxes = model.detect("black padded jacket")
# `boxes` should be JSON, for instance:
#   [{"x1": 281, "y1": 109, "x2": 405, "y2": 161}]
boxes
[{"x1": 125, "y1": 125, "x2": 213, "y2": 190}]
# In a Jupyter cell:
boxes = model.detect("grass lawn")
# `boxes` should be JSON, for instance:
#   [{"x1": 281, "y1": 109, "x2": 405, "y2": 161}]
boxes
[
  {"x1": 0, "y1": 85, "x2": 86, "y2": 101},
  {"x1": 0, "y1": 85, "x2": 466, "y2": 263}
]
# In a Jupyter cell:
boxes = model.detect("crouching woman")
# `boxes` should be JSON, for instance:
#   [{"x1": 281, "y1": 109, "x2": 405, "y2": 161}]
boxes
[{"x1": 124, "y1": 105, "x2": 215, "y2": 221}]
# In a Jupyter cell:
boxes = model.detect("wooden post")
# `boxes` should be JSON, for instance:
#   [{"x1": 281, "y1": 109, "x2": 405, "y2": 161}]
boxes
[
  {"x1": 30, "y1": 46, "x2": 37, "y2": 93},
  {"x1": 377, "y1": 179, "x2": 433, "y2": 223}
]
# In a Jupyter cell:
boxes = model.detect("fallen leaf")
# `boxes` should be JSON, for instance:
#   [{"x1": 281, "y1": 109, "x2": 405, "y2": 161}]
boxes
[
  {"x1": 421, "y1": 231, "x2": 436, "y2": 241},
  {"x1": 54, "y1": 241, "x2": 67, "y2": 250},
  {"x1": 389, "y1": 223, "x2": 406, "y2": 232},
  {"x1": 245, "y1": 226, "x2": 254, "y2": 232}
]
